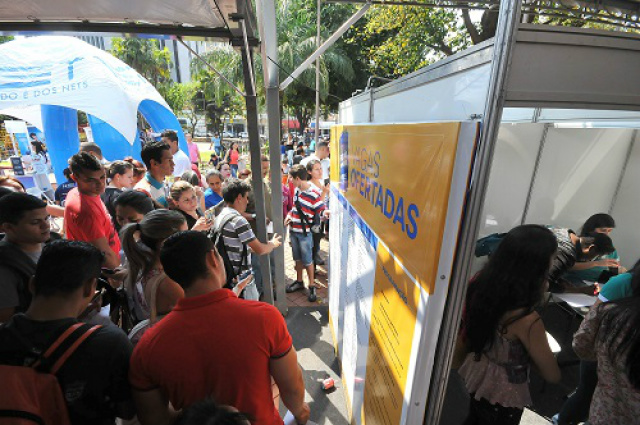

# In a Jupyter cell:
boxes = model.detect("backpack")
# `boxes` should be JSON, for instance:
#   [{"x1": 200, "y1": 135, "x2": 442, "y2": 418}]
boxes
[
  {"x1": 474, "y1": 232, "x2": 507, "y2": 257},
  {"x1": 210, "y1": 211, "x2": 248, "y2": 289},
  {"x1": 0, "y1": 321, "x2": 101, "y2": 425}
]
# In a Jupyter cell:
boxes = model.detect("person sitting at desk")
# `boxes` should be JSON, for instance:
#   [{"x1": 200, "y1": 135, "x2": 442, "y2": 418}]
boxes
[
  {"x1": 548, "y1": 226, "x2": 614, "y2": 294},
  {"x1": 562, "y1": 214, "x2": 626, "y2": 285}
]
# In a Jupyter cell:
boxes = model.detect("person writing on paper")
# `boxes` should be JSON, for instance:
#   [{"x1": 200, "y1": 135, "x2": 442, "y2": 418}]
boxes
[
  {"x1": 547, "y1": 227, "x2": 615, "y2": 294},
  {"x1": 129, "y1": 231, "x2": 309, "y2": 425},
  {"x1": 562, "y1": 214, "x2": 625, "y2": 285},
  {"x1": 456, "y1": 225, "x2": 561, "y2": 425}
]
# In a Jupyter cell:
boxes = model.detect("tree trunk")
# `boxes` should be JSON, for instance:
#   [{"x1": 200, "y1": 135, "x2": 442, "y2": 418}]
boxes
[{"x1": 462, "y1": 9, "x2": 482, "y2": 44}]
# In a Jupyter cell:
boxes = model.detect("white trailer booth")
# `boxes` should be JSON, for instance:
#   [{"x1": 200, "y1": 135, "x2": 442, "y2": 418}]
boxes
[{"x1": 335, "y1": 7, "x2": 640, "y2": 424}]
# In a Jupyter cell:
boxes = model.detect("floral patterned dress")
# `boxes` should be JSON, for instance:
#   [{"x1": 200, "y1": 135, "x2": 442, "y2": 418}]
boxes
[{"x1": 573, "y1": 303, "x2": 640, "y2": 425}]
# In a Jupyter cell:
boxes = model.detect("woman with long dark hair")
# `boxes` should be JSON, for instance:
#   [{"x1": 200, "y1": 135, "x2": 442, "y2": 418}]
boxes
[
  {"x1": 572, "y1": 260, "x2": 640, "y2": 425},
  {"x1": 457, "y1": 224, "x2": 561, "y2": 425}
]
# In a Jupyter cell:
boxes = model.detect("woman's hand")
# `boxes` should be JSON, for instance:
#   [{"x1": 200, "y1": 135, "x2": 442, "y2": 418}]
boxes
[{"x1": 192, "y1": 216, "x2": 214, "y2": 232}]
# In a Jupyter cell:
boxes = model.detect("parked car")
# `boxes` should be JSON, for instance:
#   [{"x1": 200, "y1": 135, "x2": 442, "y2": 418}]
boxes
[
  {"x1": 239, "y1": 131, "x2": 249, "y2": 139},
  {"x1": 222, "y1": 131, "x2": 234, "y2": 138}
]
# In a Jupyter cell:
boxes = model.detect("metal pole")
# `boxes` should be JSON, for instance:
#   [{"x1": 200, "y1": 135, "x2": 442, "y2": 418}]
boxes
[
  {"x1": 256, "y1": 0, "x2": 288, "y2": 314},
  {"x1": 521, "y1": 123, "x2": 550, "y2": 224},
  {"x1": 423, "y1": 1, "x2": 523, "y2": 424},
  {"x1": 609, "y1": 129, "x2": 637, "y2": 215},
  {"x1": 314, "y1": 0, "x2": 321, "y2": 146},
  {"x1": 241, "y1": 46, "x2": 274, "y2": 305},
  {"x1": 280, "y1": 3, "x2": 371, "y2": 90}
]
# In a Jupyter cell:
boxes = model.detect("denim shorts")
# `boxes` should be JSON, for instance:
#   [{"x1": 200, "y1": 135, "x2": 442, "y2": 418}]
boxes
[{"x1": 290, "y1": 231, "x2": 313, "y2": 266}]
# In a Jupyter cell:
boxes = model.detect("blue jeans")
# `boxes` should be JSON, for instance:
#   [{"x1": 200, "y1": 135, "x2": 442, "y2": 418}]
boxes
[
  {"x1": 230, "y1": 164, "x2": 238, "y2": 177},
  {"x1": 290, "y1": 232, "x2": 313, "y2": 267}
]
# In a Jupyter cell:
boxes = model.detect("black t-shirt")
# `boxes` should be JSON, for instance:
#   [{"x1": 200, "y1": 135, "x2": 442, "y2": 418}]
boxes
[
  {"x1": 0, "y1": 314, "x2": 133, "y2": 425},
  {"x1": 100, "y1": 187, "x2": 123, "y2": 231},
  {"x1": 177, "y1": 208, "x2": 202, "y2": 230}
]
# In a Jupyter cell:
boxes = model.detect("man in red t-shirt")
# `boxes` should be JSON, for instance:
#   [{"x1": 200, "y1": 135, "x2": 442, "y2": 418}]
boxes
[
  {"x1": 129, "y1": 231, "x2": 310, "y2": 425},
  {"x1": 64, "y1": 152, "x2": 120, "y2": 269}
]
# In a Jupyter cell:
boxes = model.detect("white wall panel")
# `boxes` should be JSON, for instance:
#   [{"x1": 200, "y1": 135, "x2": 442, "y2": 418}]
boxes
[
  {"x1": 372, "y1": 64, "x2": 491, "y2": 124},
  {"x1": 610, "y1": 131, "x2": 640, "y2": 269},
  {"x1": 479, "y1": 123, "x2": 545, "y2": 236},
  {"x1": 525, "y1": 128, "x2": 631, "y2": 230}
]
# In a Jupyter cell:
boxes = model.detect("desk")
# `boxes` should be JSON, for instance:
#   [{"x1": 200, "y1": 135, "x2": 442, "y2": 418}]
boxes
[
  {"x1": 549, "y1": 292, "x2": 597, "y2": 345},
  {"x1": 551, "y1": 293, "x2": 597, "y2": 317}
]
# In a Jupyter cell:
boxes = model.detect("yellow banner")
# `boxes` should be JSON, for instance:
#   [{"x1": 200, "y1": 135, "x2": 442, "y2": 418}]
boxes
[
  {"x1": 330, "y1": 123, "x2": 461, "y2": 294},
  {"x1": 363, "y1": 243, "x2": 420, "y2": 425}
]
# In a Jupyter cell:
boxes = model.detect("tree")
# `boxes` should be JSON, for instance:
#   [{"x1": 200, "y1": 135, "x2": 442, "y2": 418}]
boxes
[
  {"x1": 110, "y1": 38, "x2": 172, "y2": 87},
  {"x1": 355, "y1": 5, "x2": 474, "y2": 79},
  {"x1": 277, "y1": 0, "x2": 356, "y2": 129},
  {"x1": 191, "y1": 45, "x2": 246, "y2": 136}
]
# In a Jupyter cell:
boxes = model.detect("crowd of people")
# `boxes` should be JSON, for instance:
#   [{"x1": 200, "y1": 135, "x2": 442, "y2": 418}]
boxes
[
  {"x1": 5, "y1": 127, "x2": 636, "y2": 425},
  {"x1": 0, "y1": 129, "x2": 336, "y2": 425},
  {"x1": 455, "y1": 215, "x2": 640, "y2": 425}
]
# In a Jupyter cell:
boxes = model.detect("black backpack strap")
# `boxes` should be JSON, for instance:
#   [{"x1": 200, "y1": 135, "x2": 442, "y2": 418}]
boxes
[
  {"x1": 33, "y1": 323, "x2": 101, "y2": 374},
  {"x1": 294, "y1": 194, "x2": 309, "y2": 236},
  {"x1": 214, "y1": 213, "x2": 245, "y2": 287}
]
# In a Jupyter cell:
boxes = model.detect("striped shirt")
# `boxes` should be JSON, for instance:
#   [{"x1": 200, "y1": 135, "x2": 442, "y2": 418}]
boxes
[
  {"x1": 548, "y1": 227, "x2": 577, "y2": 291},
  {"x1": 215, "y1": 207, "x2": 256, "y2": 275},
  {"x1": 290, "y1": 187, "x2": 326, "y2": 234}
]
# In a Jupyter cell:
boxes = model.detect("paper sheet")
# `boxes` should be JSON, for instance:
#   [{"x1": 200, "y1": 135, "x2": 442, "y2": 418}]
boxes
[{"x1": 553, "y1": 293, "x2": 597, "y2": 308}]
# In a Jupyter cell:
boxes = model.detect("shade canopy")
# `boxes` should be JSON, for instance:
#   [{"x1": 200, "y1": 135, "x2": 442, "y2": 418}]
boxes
[{"x1": 0, "y1": 36, "x2": 171, "y2": 145}]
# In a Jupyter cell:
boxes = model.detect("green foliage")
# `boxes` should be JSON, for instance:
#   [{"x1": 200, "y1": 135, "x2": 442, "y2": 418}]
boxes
[
  {"x1": 110, "y1": 38, "x2": 172, "y2": 86},
  {"x1": 277, "y1": 0, "x2": 357, "y2": 129},
  {"x1": 354, "y1": 5, "x2": 470, "y2": 79},
  {"x1": 190, "y1": 45, "x2": 247, "y2": 134},
  {"x1": 162, "y1": 82, "x2": 198, "y2": 115}
]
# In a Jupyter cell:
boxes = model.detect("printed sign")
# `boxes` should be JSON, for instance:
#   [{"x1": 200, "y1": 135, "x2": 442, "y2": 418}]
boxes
[{"x1": 329, "y1": 122, "x2": 478, "y2": 425}]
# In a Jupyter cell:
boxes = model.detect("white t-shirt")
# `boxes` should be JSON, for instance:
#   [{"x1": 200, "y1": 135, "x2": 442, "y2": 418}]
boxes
[
  {"x1": 173, "y1": 149, "x2": 192, "y2": 177},
  {"x1": 300, "y1": 155, "x2": 330, "y2": 180}
]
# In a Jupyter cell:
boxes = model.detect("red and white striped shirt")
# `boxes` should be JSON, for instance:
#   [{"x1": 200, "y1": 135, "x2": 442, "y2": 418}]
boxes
[{"x1": 290, "y1": 187, "x2": 326, "y2": 234}]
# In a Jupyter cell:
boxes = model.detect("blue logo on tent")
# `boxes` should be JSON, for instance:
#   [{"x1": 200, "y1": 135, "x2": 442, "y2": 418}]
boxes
[{"x1": 0, "y1": 58, "x2": 84, "y2": 89}]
